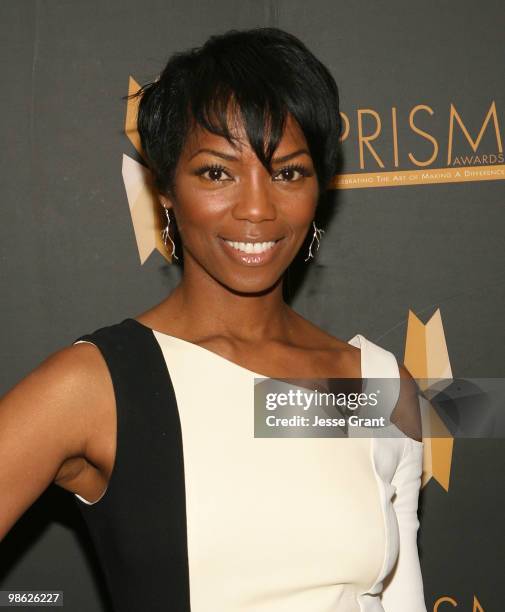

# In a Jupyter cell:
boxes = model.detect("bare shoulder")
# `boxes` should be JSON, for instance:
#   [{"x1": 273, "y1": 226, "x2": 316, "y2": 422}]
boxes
[
  {"x1": 0, "y1": 341, "x2": 114, "y2": 539},
  {"x1": 38, "y1": 340, "x2": 112, "y2": 421},
  {"x1": 295, "y1": 318, "x2": 423, "y2": 442},
  {"x1": 390, "y1": 364, "x2": 423, "y2": 443},
  {"x1": 1, "y1": 341, "x2": 113, "y2": 461},
  {"x1": 47, "y1": 341, "x2": 116, "y2": 485}
]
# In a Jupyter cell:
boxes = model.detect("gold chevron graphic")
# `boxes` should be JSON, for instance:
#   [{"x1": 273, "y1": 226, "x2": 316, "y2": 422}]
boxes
[
  {"x1": 125, "y1": 76, "x2": 143, "y2": 155},
  {"x1": 123, "y1": 76, "x2": 174, "y2": 264},
  {"x1": 404, "y1": 308, "x2": 454, "y2": 491}
]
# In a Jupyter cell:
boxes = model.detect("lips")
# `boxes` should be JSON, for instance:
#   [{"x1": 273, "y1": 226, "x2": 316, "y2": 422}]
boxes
[
  {"x1": 220, "y1": 236, "x2": 283, "y2": 243},
  {"x1": 224, "y1": 239, "x2": 276, "y2": 254},
  {"x1": 218, "y1": 236, "x2": 284, "y2": 266}
]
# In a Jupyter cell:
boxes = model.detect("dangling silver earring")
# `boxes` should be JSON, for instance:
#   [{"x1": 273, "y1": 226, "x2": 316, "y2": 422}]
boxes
[
  {"x1": 304, "y1": 221, "x2": 325, "y2": 262},
  {"x1": 161, "y1": 207, "x2": 179, "y2": 261}
]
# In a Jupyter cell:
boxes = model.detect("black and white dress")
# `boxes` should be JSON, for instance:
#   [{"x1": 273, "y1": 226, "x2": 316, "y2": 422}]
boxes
[{"x1": 73, "y1": 317, "x2": 426, "y2": 612}]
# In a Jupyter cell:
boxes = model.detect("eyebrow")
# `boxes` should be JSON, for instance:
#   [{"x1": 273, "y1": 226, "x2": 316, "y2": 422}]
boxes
[{"x1": 188, "y1": 148, "x2": 311, "y2": 164}]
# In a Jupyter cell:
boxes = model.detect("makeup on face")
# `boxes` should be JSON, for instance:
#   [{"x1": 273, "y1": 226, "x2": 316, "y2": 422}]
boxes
[{"x1": 167, "y1": 112, "x2": 319, "y2": 289}]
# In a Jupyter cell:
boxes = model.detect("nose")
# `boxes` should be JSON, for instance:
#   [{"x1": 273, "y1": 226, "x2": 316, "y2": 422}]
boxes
[{"x1": 231, "y1": 169, "x2": 277, "y2": 223}]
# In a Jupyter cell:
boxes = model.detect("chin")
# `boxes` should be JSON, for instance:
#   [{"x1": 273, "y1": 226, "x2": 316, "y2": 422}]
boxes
[{"x1": 217, "y1": 271, "x2": 283, "y2": 296}]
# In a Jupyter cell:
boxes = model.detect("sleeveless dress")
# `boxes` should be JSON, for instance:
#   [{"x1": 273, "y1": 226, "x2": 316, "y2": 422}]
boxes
[{"x1": 72, "y1": 317, "x2": 426, "y2": 612}]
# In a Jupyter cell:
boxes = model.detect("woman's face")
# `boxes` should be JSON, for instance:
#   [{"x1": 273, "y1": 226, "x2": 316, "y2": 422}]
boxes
[{"x1": 161, "y1": 110, "x2": 320, "y2": 294}]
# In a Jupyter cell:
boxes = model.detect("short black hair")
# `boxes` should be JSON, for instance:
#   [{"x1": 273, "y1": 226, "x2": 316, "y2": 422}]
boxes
[{"x1": 129, "y1": 27, "x2": 342, "y2": 197}]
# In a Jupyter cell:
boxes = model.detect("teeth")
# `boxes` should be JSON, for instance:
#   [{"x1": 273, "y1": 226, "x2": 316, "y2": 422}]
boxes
[{"x1": 225, "y1": 240, "x2": 276, "y2": 254}]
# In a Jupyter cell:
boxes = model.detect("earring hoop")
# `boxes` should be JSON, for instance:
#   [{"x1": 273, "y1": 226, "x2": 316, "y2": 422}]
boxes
[
  {"x1": 304, "y1": 221, "x2": 325, "y2": 262},
  {"x1": 161, "y1": 207, "x2": 179, "y2": 261}
]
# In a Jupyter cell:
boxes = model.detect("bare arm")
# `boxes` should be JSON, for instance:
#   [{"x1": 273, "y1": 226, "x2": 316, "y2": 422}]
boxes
[
  {"x1": 390, "y1": 364, "x2": 423, "y2": 443},
  {"x1": 0, "y1": 342, "x2": 109, "y2": 541}
]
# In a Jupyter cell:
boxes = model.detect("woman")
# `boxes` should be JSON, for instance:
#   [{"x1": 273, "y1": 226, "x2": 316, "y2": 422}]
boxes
[{"x1": 0, "y1": 27, "x2": 426, "y2": 612}]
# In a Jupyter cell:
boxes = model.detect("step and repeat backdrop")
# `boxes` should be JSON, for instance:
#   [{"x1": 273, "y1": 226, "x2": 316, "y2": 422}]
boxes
[{"x1": 1, "y1": 1, "x2": 503, "y2": 610}]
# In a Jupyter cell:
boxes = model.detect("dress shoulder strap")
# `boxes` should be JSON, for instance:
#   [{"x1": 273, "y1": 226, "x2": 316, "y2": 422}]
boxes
[
  {"x1": 71, "y1": 318, "x2": 191, "y2": 611},
  {"x1": 348, "y1": 334, "x2": 402, "y2": 437}
]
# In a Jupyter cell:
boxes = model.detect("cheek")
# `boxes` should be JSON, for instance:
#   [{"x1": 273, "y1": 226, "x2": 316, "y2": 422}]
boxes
[
  {"x1": 175, "y1": 189, "x2": 228, "y2": 235},
  {"x1": 279, "y1": 188, "x2": 318, "y2": 227},
  {"x1": 173, "y1": 179, "x2": 318, "y2": 241}
]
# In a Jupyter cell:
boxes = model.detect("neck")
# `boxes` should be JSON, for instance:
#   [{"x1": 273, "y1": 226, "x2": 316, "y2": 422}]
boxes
[{"x1": 155, "y1": 258, "x2": 295, "y2": 343}]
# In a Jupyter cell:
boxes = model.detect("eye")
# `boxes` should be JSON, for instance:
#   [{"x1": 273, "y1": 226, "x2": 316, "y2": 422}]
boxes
[
  {"x1": 194, "y1": 164, "x2": 232, "y2": 183},
  {"x1": 273, "y1": 163, "x2": 312, "y2": 182}
]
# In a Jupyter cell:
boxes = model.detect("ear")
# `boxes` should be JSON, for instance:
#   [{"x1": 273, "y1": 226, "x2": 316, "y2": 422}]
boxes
[{"x1": 159, "y1": 193, "x2": 174, "y2": 210}]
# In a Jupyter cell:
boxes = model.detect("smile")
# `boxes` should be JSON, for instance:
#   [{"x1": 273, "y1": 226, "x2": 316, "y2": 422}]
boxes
[
  {"x1": 224, "y1": 240, "x2": 277, "y2": 254},
  {"x1": 219, "y1": 236, "x2": 284, "y2": 266}
]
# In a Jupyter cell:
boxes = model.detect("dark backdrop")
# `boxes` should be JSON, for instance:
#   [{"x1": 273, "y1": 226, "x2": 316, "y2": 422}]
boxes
[{"x1": 1, "y1": 1, "x2": 504, "y2": 610}]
